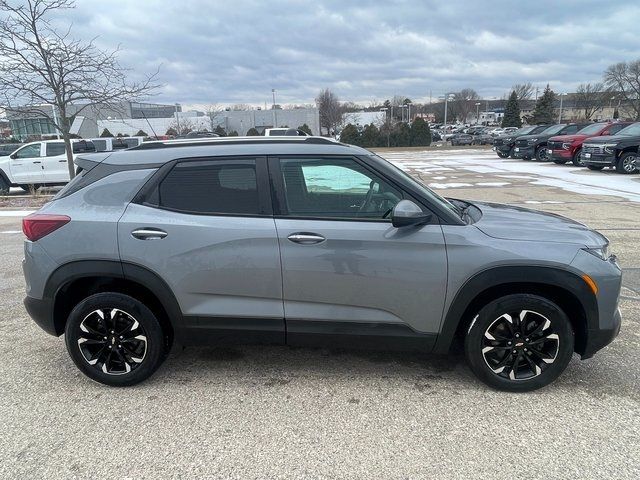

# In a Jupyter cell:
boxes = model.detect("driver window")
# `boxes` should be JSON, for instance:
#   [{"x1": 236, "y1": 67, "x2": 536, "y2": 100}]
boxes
[
  {"x1": 14, "y1": 143, "x2": 42, "y2": 159},
  {"x1": 280, "y1": 158, "x2": 402, "y2": 219}
]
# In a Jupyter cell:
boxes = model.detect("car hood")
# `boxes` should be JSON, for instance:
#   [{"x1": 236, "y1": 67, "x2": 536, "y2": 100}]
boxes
[
  {"x1": 583, "y1": 134, "x2": 636, "y2": 145},
  {"x1": 516, "y1": 134, "x2": 552, "y2": 141},
  {"x1": 548, "y1": 134, "x2": 588, "y2": 142},
  {"x1": 473, "y1": 201, "x2": 607, "y2": 246}
]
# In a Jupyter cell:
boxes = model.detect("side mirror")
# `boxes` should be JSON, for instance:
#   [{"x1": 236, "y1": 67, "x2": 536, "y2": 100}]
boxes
[
  {"x1": 391, "y1": 200, "x2": 433, "y2": 228},
  {"x1": 10, "y1": 153, "x2": 17, "y2": 159}
]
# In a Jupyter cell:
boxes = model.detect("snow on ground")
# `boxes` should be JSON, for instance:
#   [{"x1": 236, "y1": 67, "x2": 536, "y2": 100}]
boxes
[{"x1": 383, "y1": 148, "x2": 640, "y2": 203}]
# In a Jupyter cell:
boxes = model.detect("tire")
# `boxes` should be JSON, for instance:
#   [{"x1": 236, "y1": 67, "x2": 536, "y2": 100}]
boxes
[
  {"x1": 497, "y1": 151, "x2": 509, "y2": 159},
  {"x1": 0, "y1": 176, "x2": 9, "y2": 195},
  {"x1": 65, "y1": 293, "x2": 166, "y2": 387},
  {"x1": 535, "y1": 146, "x2": 548, "y2": 162},
  {"x1": 616, "y1": 152, "x2": 638, "y2": 174},
  {"x1": 587, "y1": 165, "x2": 604, "y2": 171},
  {"x1": 571, "y1": 149, "x2": 583, "y2": 167},
  {"x1": 464, "y1": 294, "x2": 574, "y2": 392}
]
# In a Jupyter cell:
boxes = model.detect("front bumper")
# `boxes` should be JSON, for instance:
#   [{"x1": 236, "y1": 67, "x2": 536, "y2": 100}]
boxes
[
  {"x1": 493, "y1": 144, "x2": 513, "y2": 155},
  {"x1": 581, "y1": 308, "x2": 622, "y2": 359},
  {"x1": 512, "y1": 145, "x2": 535, "y2": 158},
  {"x1": 582, "y1": 153, "x2": 616, "y2": 167},
  {"x1": 549, "y1": 149, "x2": 572, "y2": 161},
  {"x1": 24, "y1": 295, "x2": 58, "y2": 336}
]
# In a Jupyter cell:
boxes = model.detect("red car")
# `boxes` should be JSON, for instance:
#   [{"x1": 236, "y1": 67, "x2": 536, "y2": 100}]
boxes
[{"x1": 547, "y1": 122, "x2": 632, "y2": 166}]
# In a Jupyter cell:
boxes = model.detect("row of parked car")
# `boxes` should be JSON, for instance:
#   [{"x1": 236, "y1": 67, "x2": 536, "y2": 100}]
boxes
[
  {"x1": 492, "y1": 121, "x2": 640, "y2": 174},
  {"x1": 432, "y1": 125, "x2": 520, "y2": 146},
  {"x1": 0, "y1": 137, "x2": 145, "y2": 194}
]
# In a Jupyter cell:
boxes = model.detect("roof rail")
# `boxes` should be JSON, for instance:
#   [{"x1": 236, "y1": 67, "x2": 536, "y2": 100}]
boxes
[{"x1": 131, "y1": 136, "x2": 343, "y2": 151}]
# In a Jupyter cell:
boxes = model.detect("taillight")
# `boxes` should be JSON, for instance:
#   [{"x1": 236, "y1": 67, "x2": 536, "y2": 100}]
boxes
[{"x1": 22, "y1": 214, "x2": 71, "y2": 241}]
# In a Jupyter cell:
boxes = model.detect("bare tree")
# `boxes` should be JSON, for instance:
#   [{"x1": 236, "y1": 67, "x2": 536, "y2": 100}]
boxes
[
  {"x1": 452, "y1": 88, "x2": 480, "y2": 123},
  {"x1": 315, "y1": 88, "x2": 342, "y2": 135},
  {"x1": 512, "y1": 82, "x2": 535, "y2": 101},
  {"x1": 574, "y1": 82, "x2": 608, "y2": 120},
  {"x1": 603, "y1": 60, "x2": 640, "y2": 120},
  {"x1": 168, "y1": 116, "x2": 195, "y2": 136},
  {"x1": 204, "y1": 103, "x2": 224, "y2": 132},
  {"x1": 0, "y1": 0, "x2": 159, "y2": 178}
]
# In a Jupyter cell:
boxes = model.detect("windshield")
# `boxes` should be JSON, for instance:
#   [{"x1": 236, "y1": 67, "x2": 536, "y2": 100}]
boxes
[
  {"x1": 577, "y1": 123, "x2": 606, "y2": 135},
  {"x1": 512, "y1": 126, "x2": 537, "y2": 136},
  {"x1": 541, "y1": 124, "x2": 566, "y2": 135},
  {"x1": 616, "y1": 122, "x2": 640, "y2": 136},
  {"x1": 369, "y1": 153, "x2": 460, "y2": 216}
]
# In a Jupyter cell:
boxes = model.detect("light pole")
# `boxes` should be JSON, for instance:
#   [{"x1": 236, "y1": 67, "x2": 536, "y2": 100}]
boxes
[
  {"x1": 440, "y1": 93, "x2": 455, "y2": 136},
  {"x1": 271, "y1": 89, "x2": 277, "y2": 127},
  {"x1": 475, "y1": 102, "x2": 481, "y2": 125},
  {"x1": 558, "y1": 93, "x2": 566, "y2": 123},
  {"x1": 380, "y1": 107, "x2": 390, "y2": 147},
  {"x1": 174, "y1": 103, "x2": 181, "y2": 134}
]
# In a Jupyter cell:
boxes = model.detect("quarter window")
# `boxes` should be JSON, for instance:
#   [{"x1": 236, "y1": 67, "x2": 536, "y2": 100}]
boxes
[
  {"x1": 279, "y1": 158, "x2": 402, "y2": 219},
  {"x1": 46, "y1": 142, "x2": 66, "y2": 156},
  {"x1": 158, "y1": 159, "x2": 260, "y2": 215}
]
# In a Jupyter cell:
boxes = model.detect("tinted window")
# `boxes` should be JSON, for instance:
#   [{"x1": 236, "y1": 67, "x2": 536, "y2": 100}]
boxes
[
  {"x1": 14, "y1": 143, "x2": 41, "y2": 159},
  {"x1": 615, "y1": 123, "x2": 640, "y2": 136},
  {"x1": 73, "y1": 141, "x2": 96, "y2": 153},
  {"x1": 577, "y1": 124, "x2": 605, "y2": 135},
  {"x1": 124, "y1": 138, "x2": 140, "y2": 148},
  {"x1": 541, "y1": 125, "x2": 566, "y2": 135},
  {"x1": 158, "y1": 159, "x2": 260, "y2": 215},
  {"x1": 92, "y1": 139, "x2": 108, "y2": 152},
  {"x1": 607, "y1": 123, "x2": 629, "y2": 135},
  {"x1": 280, "y1": 158, "x2": 402, "y2": 219},
  {"x1": 46, "y1": 142, "x2": 66, "y2": 156}
]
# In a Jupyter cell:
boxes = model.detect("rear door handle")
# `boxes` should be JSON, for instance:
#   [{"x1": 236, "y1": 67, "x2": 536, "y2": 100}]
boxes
[
  {"x1": 131, "y1": 228, "x2": 168, "y2": 240},
  {"x1": 33, "y1": 161, "x2": 42, "y2": 164},
  {"x1": 287, "y1": 232, "x2": 326, "y2": 245}
]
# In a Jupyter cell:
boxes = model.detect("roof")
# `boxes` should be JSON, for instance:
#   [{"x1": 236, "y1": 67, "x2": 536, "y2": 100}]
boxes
[{"x1": 91, "y1": 136, "x2": 371, "y2": 166}]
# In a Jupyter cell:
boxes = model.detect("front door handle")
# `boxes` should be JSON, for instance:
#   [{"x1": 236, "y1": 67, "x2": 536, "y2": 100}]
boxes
[
  {"x1": 287, "y1": 232, "x2": 326, "y2": 245},
  {"x1": 131, "y1": 228, "x2": 168, "y2": 240}
]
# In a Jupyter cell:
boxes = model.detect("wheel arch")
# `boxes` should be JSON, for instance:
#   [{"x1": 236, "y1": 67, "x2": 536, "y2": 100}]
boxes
[
  {"x1": 47, "y1": 260, "x2": 184, "y2": 350},
  {"x1": 433, "y1": 266, "x2": 597, "y2": 357}
]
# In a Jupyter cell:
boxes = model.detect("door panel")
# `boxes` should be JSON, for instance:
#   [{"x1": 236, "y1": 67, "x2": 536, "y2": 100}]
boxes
[
  {"x1": 43, "y1": 141, "x2": 70, "y2": 183},
  {"x1": 275, "y1": 219, "x2": 448, "y2": 333},
  {"x1": 9, "y1": 143, "x2": 43, "y2": 184},
  {"x1": 119, "y1": 203, "x2": 284, "y2": 320}
]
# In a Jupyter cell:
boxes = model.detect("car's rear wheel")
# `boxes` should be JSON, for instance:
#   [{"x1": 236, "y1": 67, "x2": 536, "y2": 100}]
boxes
[
  {"x1": 616, "y1": 152, "x2": 638, "y2": 174},
  {"x1": 65, "y1": 293, "x2": 166, "y2": 386},
  {"x1": 0, "y1": 177, "x2": 9, "y2": 195},
  {"x1": 465, "y1": 294, "x2": 574, "y2": 392},
  {"x1": 587, "y1": 165, "x2": 604, "y2": 171},
  {"x1": 535, "y1": 146, "x2": 548, "y2": 162},
  {"x1": 571, "y1": 149, "x2": 583, "y2": 167}
]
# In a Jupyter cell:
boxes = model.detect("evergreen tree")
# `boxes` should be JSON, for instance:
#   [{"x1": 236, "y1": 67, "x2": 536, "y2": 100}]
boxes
[
  {"x1": 214, "y1": 125, "x2": 227, "y2": 137},
  {"x1": 246, "y1": 127, "x2": 260, "y2": 136},
  {"x1": 339, "y1": 124, "x2": 360, "y2": 145},
  {"x1": 135, "y1": 130, "x2": 148, "y2": 137},
  {"x1": 391, "y1": 122, "x2": 411, "y2": 147},
  {"x1": 360, "y1": 123, "x2": 381, "y2": 147},
  {"x1": 501, "y1": 91, "x2": 522, "y2": 128},
  {"x1": 409, "y1": 117, "x2": 432, "y2": 146},
  {"x1": 532, "y1": 84, "x2": 556, "y2": 124},
  {"x1": 297, "y1": 123, "x2": 313, "y2": 135},
  {"x1": 228, "y1": 130, "x2": 239, "y2": 136},
  {"x1": 100, "y1": 128, "x2": 114, "y2": 137}
]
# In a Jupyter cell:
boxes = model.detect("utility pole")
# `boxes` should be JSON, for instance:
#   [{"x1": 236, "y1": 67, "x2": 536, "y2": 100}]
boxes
[
  {"x1": 558, "y1": 93, "x2": 566, "y2": 123},
  {"x1": 272, "y1": 89, "x2": 277, "y2": 127}
]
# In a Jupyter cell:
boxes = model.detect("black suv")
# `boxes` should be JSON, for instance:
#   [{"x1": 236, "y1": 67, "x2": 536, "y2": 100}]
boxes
[
  {"x1": 513, "y1": 124, "x2": 589, "y2": 161},
  {"x1": 492, "y1": 125, "x2": 549, "y2": 159},
  {"x1": 581, "y1": 122, "x2": 640, "y2": 174}
]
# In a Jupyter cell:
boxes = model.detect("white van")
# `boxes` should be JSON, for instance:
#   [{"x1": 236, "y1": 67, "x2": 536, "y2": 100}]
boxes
[{"x1": 0, "y1": 139, "x2": 96, "y2": 193}]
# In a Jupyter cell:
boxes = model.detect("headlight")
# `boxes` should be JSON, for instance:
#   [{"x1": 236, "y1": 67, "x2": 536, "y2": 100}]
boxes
[
  {"x1": 603, "y1": 143, "x2": 617, "y2": 154},
  {"x1": 527, "y1": 138, "x2": 538, "y2": 144},
  {"x1": 503, "y1": 137, "x2": 513, "y2": 143},
  {"x1": 562, "y1": 142, "x2": 572, "y2": 150},
  {"x1": 582, "y1": 245, "x2": 609, "y2": 260}
]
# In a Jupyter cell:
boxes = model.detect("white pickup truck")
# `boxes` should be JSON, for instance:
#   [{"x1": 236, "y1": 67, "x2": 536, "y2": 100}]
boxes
[{"x1": 0, "y1": 139, "x2": 96, "y2": 194}]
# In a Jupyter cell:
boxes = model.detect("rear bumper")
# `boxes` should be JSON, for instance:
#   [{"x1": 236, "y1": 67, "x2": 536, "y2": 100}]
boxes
[
  {"x1": 581, "y1": 308, "x2": 622, "y2": 359},
  {"x1": 583, "y1": 153, "x2": 616, "y2": 167},
  {"x1": 512, "y1": 146, "x2": 534, "y2": 158},
  {"x1": 24, "y1": 295, "x2": 58, "y2": 336}
]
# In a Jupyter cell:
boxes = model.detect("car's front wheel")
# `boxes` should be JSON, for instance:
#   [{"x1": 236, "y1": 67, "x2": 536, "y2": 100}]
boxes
[
  {"x1": 465, "y1": 294, "x2": 574, "y2": 392},
  {"x1": 616, "y1": 152, "x2": 638, "y2": 174},
  {"x1": 572, "y1": 149, "x2": 584, "y2": 167},
  {"x1": 496, "y1": 151, "x2": 509, "y2": 159},
  {"x1": 65, "y1": 293, "x2": 166, "y2": 386},
  {"x1": 535, "y1": 146, "x2": 548, "y2": 162}
]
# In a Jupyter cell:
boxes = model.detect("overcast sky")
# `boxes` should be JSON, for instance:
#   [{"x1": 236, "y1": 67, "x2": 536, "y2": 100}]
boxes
[{"x1": 65, "y1": 0, "x2": 639, "y2": 108}]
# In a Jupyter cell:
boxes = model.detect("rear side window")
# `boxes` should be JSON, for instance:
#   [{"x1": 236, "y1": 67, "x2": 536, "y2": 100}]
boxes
[
  {"x1": 73, "y1": 141, "x2": 96, "y2": 153},
  {"x1": 92, "y1": 139, "x2": 108, "y2": 152},
  {"x1": 607, "y1": 123, "x2": 628, "y2": 135},
  {"x1": 46, "y1": 142, "x2": 66, "y2": 156},
  {"x1": 158, "y1": 160, "x2": 260, "y2": 215}
]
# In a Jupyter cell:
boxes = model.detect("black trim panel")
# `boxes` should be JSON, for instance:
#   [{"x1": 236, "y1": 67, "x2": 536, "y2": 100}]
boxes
[
  {"x1": 181, "y1": 316, "x2": 285, "y2": 345},
  {"x1": 287, "y1": 320, "x2": 437, "y2": 351}
]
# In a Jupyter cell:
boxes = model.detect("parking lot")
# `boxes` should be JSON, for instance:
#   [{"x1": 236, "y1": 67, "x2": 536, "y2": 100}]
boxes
[{"x1": 1, "y1": 147, "x2": 639, "y2": 479}]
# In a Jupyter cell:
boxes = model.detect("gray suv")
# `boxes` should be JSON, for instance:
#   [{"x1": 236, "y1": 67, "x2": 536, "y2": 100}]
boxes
[{"x1": 22, "y1": 137, "x2": 622, "y2": 391}]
